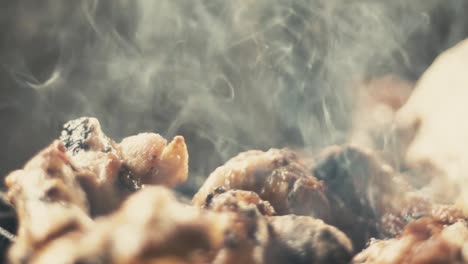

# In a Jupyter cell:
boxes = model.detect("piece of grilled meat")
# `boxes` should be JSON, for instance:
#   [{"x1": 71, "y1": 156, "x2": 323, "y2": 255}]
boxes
[
  {"x1": 193, "y1": 148, "x2": 330, "y2": 221},
  {"x1": 60, "y1": 117, "x2": 188, "y2": 215},
  {"x1": 203, "y1": 188, "x2": 354, "y2": 264},
  {"x1": 4, "y1": 141, "x2": 93, "y2": 264}
]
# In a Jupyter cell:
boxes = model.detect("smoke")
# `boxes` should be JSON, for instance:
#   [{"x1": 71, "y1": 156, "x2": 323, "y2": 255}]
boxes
[{"x1": 1, "y1": 0, "x2": 468, "y2": 193}]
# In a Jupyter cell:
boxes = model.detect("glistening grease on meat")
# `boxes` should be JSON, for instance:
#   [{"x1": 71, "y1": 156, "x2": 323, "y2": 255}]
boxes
[{"x1": 193, "y1": 148, "x2": 330, "y2": 220}]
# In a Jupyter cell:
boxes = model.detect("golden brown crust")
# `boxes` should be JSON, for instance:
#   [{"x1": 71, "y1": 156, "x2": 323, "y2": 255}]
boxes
[{"x1": 193, "y1": 148, "x2": 329, "y2": 219}]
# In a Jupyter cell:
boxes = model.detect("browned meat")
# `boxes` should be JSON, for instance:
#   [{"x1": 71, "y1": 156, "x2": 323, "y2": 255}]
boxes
[
  {"x1": 27, "y1": 186, "x2": 304, "y2": 264},
  {"x1": 71, "y1": 187, "x2": 223, "y2": 264},
  {"x1": 193, "y1": 148, "x2": 330, "y2": 220},
  {"x1": 202, "y1": 188, "x2": 353, "y2": 264},
  {"x1": 203, "y1": 188, "x2": 276, "y2": 216},
  {"x1": 60, "y1": 117, "x2": 134, "y2": 215},
  {"x1": 197, "y1": 187, "x2": 272, "y2": 264},
  {"x1": 16, "y1": 187, "x2": 224, "y2": 264},
  {"x1": 380, "y1": 193, "x2": 466, "y2": 238},
  {"x1": 266, "y1": 215, "x2": 354, "y2": 264},
  {"x1": 13, "y1": 116, "x2": 468, "y2": 263},
  {"x1": 4, "y1": 117, "x2": 192, "y2": 263},
  {"x1": 313, "y1": 145, "x2": 405, "y2": 250},
  {"x1": 4, "y1": 141, "x2": 93, "y2": 264},
  {"x1": 212, "y1": 203, "x2": 270, "y2": 264},
  {"x1": 353, "y1": 218, "x2": 468, "y2": 264},
  {"x1": 60, "y1": 117, "x2": 189, "y2": 215},
  {"x1": 61, "y1": 117, "x2": 188, "y2": 188}
]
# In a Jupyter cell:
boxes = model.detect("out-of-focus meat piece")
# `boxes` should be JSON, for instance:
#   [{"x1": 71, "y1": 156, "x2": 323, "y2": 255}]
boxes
[
  {"x1": 212, "y1": 205, "x2": 270, "y2": 264},
  {"x1": 193, "y1": 148, "x2": 330, "y2": 220},
  {"x1": 200, "y1": 188, "x2": 273, "y2": 264},
  {"x1": 395, "y1": 39, "x2": 468, "y2": 204},
  {"x1": 64, "y1": 186, "x2": 276, "y2": 264},
  {"x1": 353, "y1": 218, "x2": 468, "y2": 264},
  {"x1": 120, "y1": 134, "x2": 188, "y2": 187},
  {"x1": 31, "y1": 186, "x2": 224, "y2": 264},
  {"x1": 313, "y1": 145, "x2": 406, "y2": 250},
  {"x1": 313, "y1": 144, "x2": 468, "y2": 249},
  {"x1": 380, "y1": 193, "x2": 466, "y2": 237},
  {"x1": 4, "y1": 141, "x2": 93, "y2": 263},
  {"x1": 266, "y1": 215, "x2": 353, "y2": 264},
  {"x1": 204, "y1": 188, "x2": 276, "y2": 216}
]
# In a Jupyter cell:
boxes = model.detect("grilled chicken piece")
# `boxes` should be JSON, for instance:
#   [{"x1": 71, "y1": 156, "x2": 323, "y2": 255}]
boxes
[
  {"x1": 4, "y1": 141, "x2": 93, "y2": 264},
  {"x1": 61, "y1": 117, "x2": 122, "y2": 186},
  {"x1": 266, "y1": 215, "x2": 354, "y2": 264},
  {"x1": 4, "y1": 139, "x2": 355, "y2": 264},
  {"x1": 203, "y1": 188, "x2": 353, "y2": 264},
  {"x1": 193, "y1": 148, "x2": 330, "y2": 220},
  {"x1": 74, "y1": 187, "x2": 223, "y2": 264},
  {"x1": 61, "y1": 117, "x2": 188, "y2": 187},
  {"x1": 60, "y1": 117, "x2": 189, "y2": 215},
  {"x1": 199, "y1": 188, "x2": 273, "y2": 264},
  {"x1": 9, "y1": 184, "x2": 271, "y2": 264},
  {"x1": 25, "y1": 187, "x2": 224, "y2": 264},
  {"x1": 353, "y1": 218, "x2": 468, "y2": 264},
  {"x1": 212, "y1": 203, "x2": 270, "y2": 264},
  {"x1": 203, "y1": 188, "x2": 276, "y2": 216},
  {"x1": 60, "y1": 117, "x2": 132, "y2": 215}
]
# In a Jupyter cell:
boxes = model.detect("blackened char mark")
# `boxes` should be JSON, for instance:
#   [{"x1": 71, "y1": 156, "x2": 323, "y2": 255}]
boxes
[
  {"x1": 117, "y1": 165, "x2": 142, "y2": 193},
  {"x1": 60, "y1": 117, "x2": 92, "y2": 155}
]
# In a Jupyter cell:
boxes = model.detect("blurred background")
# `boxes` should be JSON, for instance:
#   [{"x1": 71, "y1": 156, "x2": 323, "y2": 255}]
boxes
[{"x1": 1, "y1": 0, "x2": 468, "y2": 193}]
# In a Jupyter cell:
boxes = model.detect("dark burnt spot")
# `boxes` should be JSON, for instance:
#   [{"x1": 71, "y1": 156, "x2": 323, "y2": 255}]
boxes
[
  {"x1": 224, "y1": 231, "x2": 239, "y2": 249},
  {"x1": 204, "y1": 193, "x2": 215, "y2": 208},
  {"x1": 60, "y1": 118, "x2": 93, "y2": 155},
  {"x1": 242, "y1": 207, "x2": 257, "y2": 219},
  {"x1": 46, "y1": 167, "x2": 59, "y2": 177},
  {"x1": 214, "y1": 186, "x2": 226, "y2": 194},
  {"x1": 103, "y1": 146, "x2": 112, "y2": 153},
  {"x1": 117, "y1": 165, "x2": 141, "y2": 193},
  {"x1": 318, "y1": 229, "x2": 335, "y2": 243},
  {"x1": 257, "y1": 203, "x2": 269, "y2": 215},
  {"x1": 313, "y1": 146, "x2": 379, "y2": 251},
  {"x1": 241, "y1": 208, "x2": 259, "y2": 241},
  {"x1": 273, "y1": 157, "x2": 290, "y2": 167},
  {"x1": 204, "y1": 186, "x2": 226, "y2": 208}
]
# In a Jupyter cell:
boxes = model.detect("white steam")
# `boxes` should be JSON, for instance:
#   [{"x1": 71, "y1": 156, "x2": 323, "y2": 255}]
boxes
[{"x1": 1, "y1": 0, "x2": 466, "y2": 192}]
